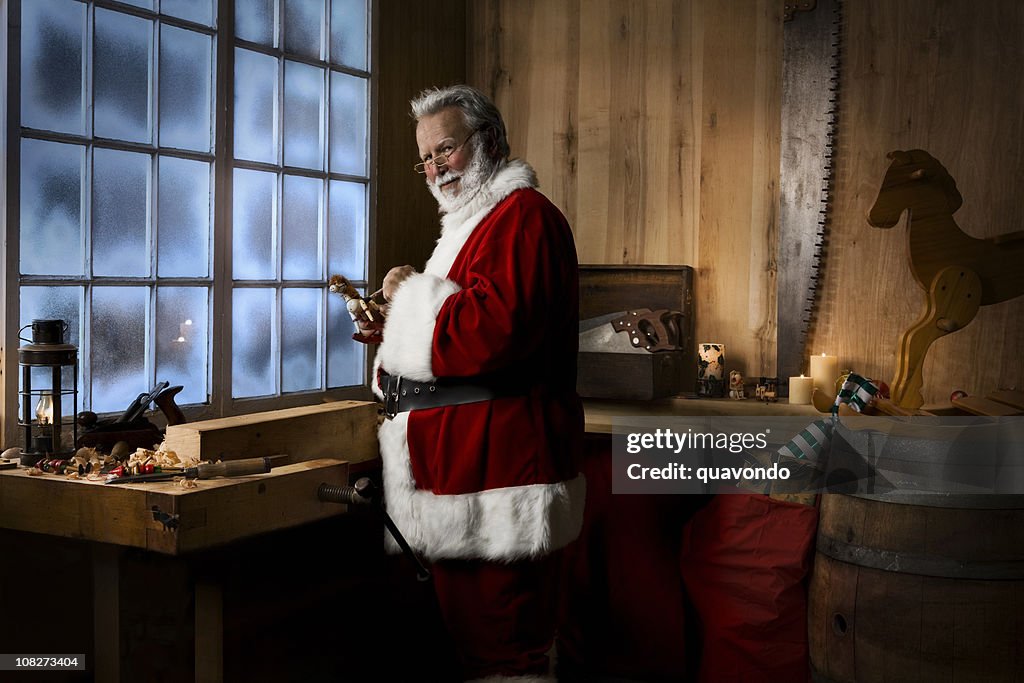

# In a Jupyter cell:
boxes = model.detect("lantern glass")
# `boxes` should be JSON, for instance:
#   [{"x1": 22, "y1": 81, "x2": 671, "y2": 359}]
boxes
[{"x1": 17, "y1": 319, "x2": 79, "y2": 466}]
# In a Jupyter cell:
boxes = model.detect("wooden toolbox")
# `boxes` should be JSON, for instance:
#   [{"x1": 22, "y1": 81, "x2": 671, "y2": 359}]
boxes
[{"x1": 578, "y1": 265, "x2": 696, "y2": 400}]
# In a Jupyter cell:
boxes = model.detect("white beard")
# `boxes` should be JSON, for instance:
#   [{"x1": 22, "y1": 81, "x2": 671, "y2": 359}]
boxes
[{"x1": 426, "y1": 140, "x2": 497, "y2": 215}]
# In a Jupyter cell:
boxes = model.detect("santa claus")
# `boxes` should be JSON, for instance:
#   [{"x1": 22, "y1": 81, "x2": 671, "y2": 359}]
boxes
[{"x1": 359, "y1": 85, "x2": 586, "y2": 681}]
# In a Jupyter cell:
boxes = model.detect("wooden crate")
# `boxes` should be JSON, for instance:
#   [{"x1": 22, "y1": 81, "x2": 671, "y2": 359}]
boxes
[
  {"x1": 163, "y1": 400, "x2": 378, "y2": 464},
  {"x1": 578, "y1": 265, "x2": 696, "y2": 399}
]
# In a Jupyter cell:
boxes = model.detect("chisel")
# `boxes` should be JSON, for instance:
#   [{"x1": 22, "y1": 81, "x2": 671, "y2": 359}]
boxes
[{"x1": 105, "y1": 455, "x2": 285, "y2": 484}]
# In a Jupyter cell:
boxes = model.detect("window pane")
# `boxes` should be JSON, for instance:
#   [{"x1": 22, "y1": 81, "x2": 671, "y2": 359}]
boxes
[
  {"x1": 329, "y1": 72, "x2": 367, "y2": 176},
  {"x1": 282, "y1": 288, "x2": 320, "y2": 392},
  {"x1": 94, "y1": 9, "x2": 152, "y2": 144},
  {"x1": 234, "y1": 48, "x2": 279, "y2": 164},
  {"x1": 20, "y1": 139, "x2": 84, "y2": 276},
  {"x1": 233, "y1": 168, "x2": 276, "y2": 280},
  {"x1": 160, "y1": 25, "x2": 212, "y2": 152},
  {"x1": 236, "y1": 0, "x2": 275, "y2": 46},
  {"x1": 327, "y1": 290, "x2": 364, "y2": 387},
  {"x1": 283, "y1": 0, "x2": 323, "y2": 60},
  {"x1": 232, "y1": 288, "x2": 275, "y2": 397},
  {"x1": 330, "y1": 0, "x2": 367, "y2": 70},
  {"x1": 93, "y1": 148, "x2": 150, "y2": 278},
  {"x1": 327, "y1": 180, "x2": 365, "y2": 281},
  {"x1": 156, "y1": 287, "x2": 209, "y2": 406},
  {"x1": 20, "y1": 286, "x2": 83, "y2": 416},
  {"x1": 21, "y1": 0, "x2": 86, "y2": 135},
  {"x1": 158, "y1": 156, "x2": 211, "y2": 278},
  {"x1": 283, "y1": 175, "x2": 322, "y2": 280},
  {"x1": 91, "y1": 287, "x2": 148, "y2": 414},
  {"x1": 162, "y1": 0, "x2": 215, "y2": 26},
  {"x1": 119, "y1": 0, "x2": 155, "y2": 10},
  {"x1": 284, "y1": 60, "x2": 325, "y2": 171}
]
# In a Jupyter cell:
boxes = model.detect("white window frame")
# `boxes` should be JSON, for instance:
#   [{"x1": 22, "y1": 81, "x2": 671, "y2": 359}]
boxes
[{"x1": 0, "y1": 0, "x2": 378, "y2": 449}]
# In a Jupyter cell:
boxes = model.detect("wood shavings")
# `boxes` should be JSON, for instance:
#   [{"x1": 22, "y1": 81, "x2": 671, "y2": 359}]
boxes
[
  {"x1": 176, "y1": 477, "x2": 198, "y2": 489},
  {"x1": 65, "y1": 471, "x2": 81, "y2": 480},
  {"x1": 26, "y1": 467, "x2": 44, "y2": 476}
]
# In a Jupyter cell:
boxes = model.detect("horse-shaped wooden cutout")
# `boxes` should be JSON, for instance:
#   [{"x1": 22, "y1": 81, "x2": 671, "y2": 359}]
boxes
[{"x1": 868, "y1": 149, "x2": 1024, "y2": 409}]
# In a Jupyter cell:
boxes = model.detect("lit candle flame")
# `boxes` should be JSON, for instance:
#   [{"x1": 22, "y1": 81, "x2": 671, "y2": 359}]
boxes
[{"x1": 35, "y1": 393, "x2": 54, "y2": 425}]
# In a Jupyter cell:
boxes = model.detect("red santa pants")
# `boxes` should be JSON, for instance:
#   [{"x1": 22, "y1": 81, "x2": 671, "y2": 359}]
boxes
[{"x1": 431, "y1": 553, "x2": 561, "y2": 680}]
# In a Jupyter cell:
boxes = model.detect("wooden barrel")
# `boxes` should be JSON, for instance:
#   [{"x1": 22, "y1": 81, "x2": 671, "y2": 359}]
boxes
[{"x1": 809, "y1": 493, "x2": 1024, "y2": 682}]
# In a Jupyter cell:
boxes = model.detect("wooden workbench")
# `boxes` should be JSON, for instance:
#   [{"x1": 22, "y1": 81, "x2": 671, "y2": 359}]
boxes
[
  {"x1": 583, "y1": 396, "x2": 822, "y2": 433},
  {"x1": 0, "y1": 400, "x2": 382, "y2": 683}
]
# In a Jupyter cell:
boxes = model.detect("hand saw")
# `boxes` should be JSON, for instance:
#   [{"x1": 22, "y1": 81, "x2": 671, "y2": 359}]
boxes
[{"x1": 776, "y1": 0, "x2": 843, "y2": 393}]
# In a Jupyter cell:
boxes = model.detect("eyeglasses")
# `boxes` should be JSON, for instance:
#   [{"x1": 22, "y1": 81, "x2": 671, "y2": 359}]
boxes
[{"x1": 413, "y1": 129, "x2": 479, "y2": 174}]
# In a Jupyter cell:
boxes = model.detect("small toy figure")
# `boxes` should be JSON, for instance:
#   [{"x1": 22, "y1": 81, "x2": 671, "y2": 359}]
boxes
[
  {"x1": 729, "y1": 370, "x2": 745, "y2": 400},
  {"x1": 756, "y1": 376, "x2": 779, "y2": 403}
]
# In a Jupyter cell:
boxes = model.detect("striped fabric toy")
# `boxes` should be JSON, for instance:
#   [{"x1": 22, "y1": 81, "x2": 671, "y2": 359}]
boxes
[{"x1": 776, "y1": 373, "x2": 880, "y2": 462}]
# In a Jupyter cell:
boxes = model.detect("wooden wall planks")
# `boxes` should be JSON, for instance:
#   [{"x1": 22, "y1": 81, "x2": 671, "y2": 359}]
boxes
[
  {"x1": 463, "y1": 0, "x2": 1022, "y2": 402},
  {"x1": 814, "y1": 0, "x2": 1024, "y2": 404},
  {"x1": 467, "y1": 0, "x2": 780, "y2": 379}
]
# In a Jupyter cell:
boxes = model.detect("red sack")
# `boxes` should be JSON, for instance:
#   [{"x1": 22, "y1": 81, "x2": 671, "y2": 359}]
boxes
[{"x1": 681, "y1": 491, "x2": 818, "y2": 683}]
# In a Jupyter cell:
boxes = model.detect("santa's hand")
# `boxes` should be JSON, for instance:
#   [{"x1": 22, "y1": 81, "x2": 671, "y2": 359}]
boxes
[{"x1": 382, "y1": 265, "x2": 416, "y2": 302}]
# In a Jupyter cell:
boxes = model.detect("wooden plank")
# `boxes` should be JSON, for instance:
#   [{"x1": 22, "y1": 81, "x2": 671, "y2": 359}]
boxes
[
  {"x1": 987, "y1": 389, "x2": 1024, "y2": 411},
  {"x1": 0, "y1": 459, "x2": 350, "y2": 554},
  {"x1": 145, "y1": 459, "x2": 350, "y2": 554},
  {"x1": 162, "y1": 400, "x2": 378, "y2": 464},
  {"x1": 952, "y1": 395, "x2": 1024, "y2": 416}
]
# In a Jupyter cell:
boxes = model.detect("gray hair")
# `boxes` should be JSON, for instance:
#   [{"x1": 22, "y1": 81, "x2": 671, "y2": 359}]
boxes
[{"x1": 410, "y1": 85, "x2": 511, "y2": 160}]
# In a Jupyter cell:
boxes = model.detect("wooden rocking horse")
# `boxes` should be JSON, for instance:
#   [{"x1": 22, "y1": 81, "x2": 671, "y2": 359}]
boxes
[{"x1": 867, "y1": 149, "x2": 1024, "y2": 409}]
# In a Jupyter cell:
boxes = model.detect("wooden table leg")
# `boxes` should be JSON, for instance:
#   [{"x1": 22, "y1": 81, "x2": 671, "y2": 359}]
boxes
[
  {"x1": 92, "y1": 543, "x2": 121, "y2": 683},
  {"x1": 194, "y1": 578, "x2": 223, "y2": 683}
]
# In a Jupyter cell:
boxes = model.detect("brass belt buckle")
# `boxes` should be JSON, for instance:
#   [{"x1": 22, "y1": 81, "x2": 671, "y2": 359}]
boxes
[{"x1": 383, "y1": 374, "x2": 402, "y2": 419}]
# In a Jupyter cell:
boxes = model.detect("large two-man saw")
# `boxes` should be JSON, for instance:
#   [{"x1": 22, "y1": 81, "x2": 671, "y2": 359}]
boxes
[{"x1": 776, "y1": 0, "x2": 843, "y2": 392}]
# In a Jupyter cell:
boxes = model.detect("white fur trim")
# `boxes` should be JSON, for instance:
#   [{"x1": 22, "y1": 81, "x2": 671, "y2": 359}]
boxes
[
  {"x1": 379, "y1": 414, "x2": 586, "y2": 562},
  {"x1": 376, "y1": 273, "x2": 461, "y2": 382},
  {"x1": 425, "y1": 159, "x2": 538, "y2": 278}
]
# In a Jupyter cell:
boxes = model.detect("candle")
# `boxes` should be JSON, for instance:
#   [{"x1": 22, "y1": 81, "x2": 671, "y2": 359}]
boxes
[
  {"x1": 789, "y1": 375, "x2": 813, "y2": 405},
  {"x1": 809, "y1": 353, "x2": 838, "y2": 398}
]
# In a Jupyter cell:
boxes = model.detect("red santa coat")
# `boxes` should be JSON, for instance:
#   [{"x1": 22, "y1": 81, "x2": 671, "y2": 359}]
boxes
[{"x1": 374, "y1": 159, "x2": 586, "y2": 562}]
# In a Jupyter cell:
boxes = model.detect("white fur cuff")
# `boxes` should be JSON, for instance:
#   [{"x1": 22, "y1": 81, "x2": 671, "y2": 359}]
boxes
[{"x1": 378, "y1": 272, "x2": 461, "y2": 381}]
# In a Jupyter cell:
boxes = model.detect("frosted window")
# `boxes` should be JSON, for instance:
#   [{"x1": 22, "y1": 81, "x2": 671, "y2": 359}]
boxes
[
  {"x1": 327, "y1": 180, "x2": 366, "y2": 281},
  {"x1": 91, "y1": 287, "x2": 148, "y2": 414},
  {"x1": 233, "y1": 169, "x2": 276, "y2": 280},
  {"x1": 329, "y1": 72, "x2": 367, "y2": 177},
  {"x1": 160, "y1": 25, "x2": 212, "y2": 152},
  {"x1": 93, "y1": 148, "x2": 150, "y2": 278},
  {"x1": 284, "y1": 60, "x2": 325, "y2": 171},
  {"x1": 20, "y1": 286, "x2": 83, "y2": 415},
  {"x1": 156, "y1": 287, "x2": 209, "y2": 406},
  {"x1": 158, "y1": 156, "x2": 210, "y2": 278},
  {"x1": 234, "y1": 48, "x2": 279, "y2": 164},
  {"x1": 283, "y1": 175, "x2": 322, "y2": 280},
  {"x1": 236, "y1": 0, "x2": 275, "y2": 46},
  {"x1": 282, "y1": 288, "x2": 320, "y2": 392},
  {"x1": 118, "y1": 0, "x2": 154, "y2": 10},
  {"x1": 21, "y1": 0, "x2": 86, "y2": 136},
  {"x1": 232, "y1": 288, "x2": 275, "y2": 397},
  {"x1": 327, "y1": 290, "x2": 364, "y2": 387},
  {"x1": 94, "y1": 9, "x2": 152, "y2": 144},
  {"x1": 162, "y1": 0, "x2": 214, "y2": 27},
  {"x1": 330, "y1": 0, "x2": 367, "y2": 70},
  {"x1": 20, "y1": 139, "x2": 84, "y2": 276},
  {"x1": 284, "y1": 0, "x2": 324, "y2": 61}
]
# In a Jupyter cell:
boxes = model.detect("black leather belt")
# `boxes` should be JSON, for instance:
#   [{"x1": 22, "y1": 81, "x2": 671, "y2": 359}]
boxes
[{"x1": 378, "y1": 370, "x2": 523, "y2": 419}]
